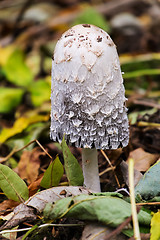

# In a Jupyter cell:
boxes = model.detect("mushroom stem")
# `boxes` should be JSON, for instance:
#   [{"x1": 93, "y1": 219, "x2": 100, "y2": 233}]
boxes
[{"x1": 82, "y1": 148, "x2": 101, "y2": 192}]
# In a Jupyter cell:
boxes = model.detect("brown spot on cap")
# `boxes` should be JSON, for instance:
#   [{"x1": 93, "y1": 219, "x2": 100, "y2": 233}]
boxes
[
  {"x1": 97, "y1": 36, "x2": 102, "y2": 42},
  {"x1": 65, "y1": 33, "x2": 73, "y2": 38},
  {"x1": 82, "y1": 24, "x2": 91, "y2": 28}
]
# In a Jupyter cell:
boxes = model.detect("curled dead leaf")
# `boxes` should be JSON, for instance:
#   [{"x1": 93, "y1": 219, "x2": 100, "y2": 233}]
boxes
[{"x1": 127, "y1": 148, "x2": 159, "y2": 172}]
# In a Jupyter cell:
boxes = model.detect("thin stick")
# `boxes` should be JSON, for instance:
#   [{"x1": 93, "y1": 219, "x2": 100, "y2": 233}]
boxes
[
  {"x1": 104, "y1": 214, "x2": 132, "y2": 240},
  {"x1": 0, "y1": 223, "x2": 84, "y2": 235},
  {"x1": 128, "y1": 158, "x2": 141, "y2": 240},
  {"x1": 136, "y1": 202, "x2": 160, "y2": 206},
  {"x1": 0, "y1": 139, "x2": 52, "y2": 163},
  {"x1": 99, "y1": 166, "x2": 116, "y2": 176},
  {"x1": 101, "y1": 150, "x2": 120, "y2": 188}
]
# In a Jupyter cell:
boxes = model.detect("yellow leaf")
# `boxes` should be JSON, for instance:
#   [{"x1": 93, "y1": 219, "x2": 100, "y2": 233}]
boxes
[
  {"x1": 0, "y1": 111, "x2": 50, "y2": 143},
  {"x1": 0, "y1": 45, "x2": 15, "y2": 66},
  {"x1": 150, "y1": 211, "x2": 160, "y2": 240}
]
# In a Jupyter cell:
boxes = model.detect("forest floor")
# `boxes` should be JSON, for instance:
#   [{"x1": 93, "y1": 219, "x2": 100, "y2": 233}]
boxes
[{"x1": 0, "y1": 0, "x2": 160, "y2": 239}]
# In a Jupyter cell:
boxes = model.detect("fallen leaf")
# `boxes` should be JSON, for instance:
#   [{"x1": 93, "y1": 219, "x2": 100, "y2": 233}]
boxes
[
  {"x1": 127, "y1": 148, "x2": 159, "y2": 172},
  {"x1": 120, "y1": 160, "x2": 142, "y2": 187},
  {"x1": 3, "y1": 49, "x2": 33, "y2": 87},
  {"x1": 135, "y1": 160, "x2": 160, "y2": 200},
  {"x1": 0, "y1": 164, "x2": 29, "y2": 202},
  {"x1": 18, "y1": 148, "x2": 43, "y2": 184},
  {"x1": 0, "y1": 45, "x2": 15, "y2": 66},
  {"x1": 1, "y1": 227, "x2": 17, "y2": 240},
  {"x1": 81, "y1": 223, "x2": 128, "y2": 240},
  {"x1": 0, "y1": 200, "x2": 19, "y2": 214},
  {"x1": 0, "y1": 186, "x2": 92, "y2": 230},
  {"x1": 0, "y1": 204, "x2": 36, "y2": 231},
  {"x1": 150, "y1": 211, "x2": 160, "y2": 240},
  {"x1": 28, "y1": 174, "x2": 43, "y2": 197},
  {"x1": 44, "y1": 193, "x2": 151, "y2": 228},
  {"x1": 29, "y1": 79, "x2": 50, "y2": 107},
  {"x1": 0, "y1": 87, "x2": 24, "y2": 113},
  {"x1": 27, "y1": 186, "x2": 91, "y2": 213},
  {"x1": 0, "y1": 111, "x2": 50, "y2": 143}
]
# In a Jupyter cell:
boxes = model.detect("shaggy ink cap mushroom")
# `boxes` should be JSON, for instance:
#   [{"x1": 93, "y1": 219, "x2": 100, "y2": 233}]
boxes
[{"x1": 51, "y1": 24, "x2": 129, "y2": 149}]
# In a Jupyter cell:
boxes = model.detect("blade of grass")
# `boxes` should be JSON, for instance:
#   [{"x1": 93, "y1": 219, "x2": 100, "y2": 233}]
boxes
[{"x1": 128, "y1": 158, "x2": 141, "y2": 240}]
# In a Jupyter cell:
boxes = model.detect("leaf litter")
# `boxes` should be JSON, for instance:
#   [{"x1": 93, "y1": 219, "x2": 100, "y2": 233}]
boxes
[{"x1": 0, "y1": 0, "x2": 160, "y2": 239}]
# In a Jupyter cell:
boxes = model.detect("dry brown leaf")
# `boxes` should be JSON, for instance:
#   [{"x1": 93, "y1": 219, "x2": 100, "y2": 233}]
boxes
[
  {"x1": 28, "y1": 174, "x2": 44, "y2": 197},
  {"x1": 18, "y1": 147, "x2": 46, "y2": 184},
  {"x1": 0, "y1": 200, "x2": 19, "y2": 214},
  {"x1": 127, "y1": 148, "x2": 159, "y2": 172}
]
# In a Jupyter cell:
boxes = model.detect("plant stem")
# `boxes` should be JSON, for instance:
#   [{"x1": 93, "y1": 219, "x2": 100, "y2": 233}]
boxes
[
  {"x1": 82, "y1": 148, "x2": 101, "y2": 192},
  {"x1": 128, "y1": 158, "x2": 141, "y2": 240}
]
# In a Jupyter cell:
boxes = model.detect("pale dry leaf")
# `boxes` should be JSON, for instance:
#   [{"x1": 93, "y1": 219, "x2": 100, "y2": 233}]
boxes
[
  {"x1": 26, "y1": 186, "x2": 93, "y2": 212},
  {"x1": 0, "y1": 186, "x2": 93, "y2": 230},
  {"x1": 127, "y1": 148, "x2": 159, "y2": 172},
  {"x1": 120, "y1": 160, "x2": 142, "y2": 187},
  {"x1": 81, "y1": 223, "x2": 128, "y2": 240}
]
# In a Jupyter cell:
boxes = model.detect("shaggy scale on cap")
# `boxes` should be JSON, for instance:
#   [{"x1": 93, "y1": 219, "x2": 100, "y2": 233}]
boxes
[{"x1": 51, "y1": 24, "x2": 129, "y2": 149}]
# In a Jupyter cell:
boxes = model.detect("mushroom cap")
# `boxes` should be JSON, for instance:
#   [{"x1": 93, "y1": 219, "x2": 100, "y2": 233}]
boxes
[{"x1": 51, "y1": 24, "x2": 129, "y2": 149}]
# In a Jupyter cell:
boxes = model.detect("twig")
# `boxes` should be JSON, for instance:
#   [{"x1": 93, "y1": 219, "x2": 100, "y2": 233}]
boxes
[
  {"x1": 99, "y1": 166, "x2": 116, "y2": 176},
  {"x1": 136, "y1": 202, "x2": 160, "y2": 206},
  {"x1": 133, "y1": 99, "x2": 160, "y2": 109},
  {"x1": 0, "y1": 139, "x2": 52, "y2": 163},
  {"x1": 128, "y1": 158, "x2": 141, "y2": 240},
  {"x1": 0, "y1": 148, "x2": 17, "y2": 163},
  {"x1": 104, "y1": 203, "x2": 141, "y2": 240},
  {"x1": 101, "y1": 150, "x2": 120, "y2": 188},
  {"x1": 137, "y1": 121, "x2": 160, "y2": 127},
  {"x1": 0, "y1": 223, "x2": 84, "y2": 235},
  {"x1": 104, "y1": 215, "x2": 132, "y2": 240}
]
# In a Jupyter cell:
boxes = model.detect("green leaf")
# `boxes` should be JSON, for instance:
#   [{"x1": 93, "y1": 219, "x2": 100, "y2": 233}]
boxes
[
  {"x1": 29, "y1": 79, "x2": 50, "y2": 107},
  {"x1": 61, "y1": 137, "x2": 84, "y2": 186},
  {"x1": 0, "y1": 87, "x2": 24, "y2": 113},
  {"x1": 0, "y1": 111, "x2": 50, "y2": 143},
  {"x1": 135, "y1": 161, "x2": 160, "y2": 200},
  {"x1": 124, "y1": 68, "x2": 160, "y2": 79},
  {"x1": 73, "y1": 7, "x2": 110, "y2": 32},
  {"x1": 128, "y1": 108, "x2": 157, "y2": 125},
  {"x1": 40, "y1": 156, "x2": 64, "y2": 189},
  {"x1": 0, "y1": 164, "x2": 29, "y2": 202},
  {"x1": 150, "y1": 211, "x2": 160, "y2": 240},
  {"x1": 44, "y1": 194, "x2": 151, "y2": 228},
  {"x1": 6, "y1": 122, "x2": 49, "y2": 154},
  {"x1": 3, "y1": 49, "x2": 33, "y2": 87},
  {"x1": 21, "y1": 225, "x2": 38, "y2": 240}
]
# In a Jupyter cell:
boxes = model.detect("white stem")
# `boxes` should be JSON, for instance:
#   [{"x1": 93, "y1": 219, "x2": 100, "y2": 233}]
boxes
[{"x1": 82, "y1": 148, "x2": 101, "y2": 192}]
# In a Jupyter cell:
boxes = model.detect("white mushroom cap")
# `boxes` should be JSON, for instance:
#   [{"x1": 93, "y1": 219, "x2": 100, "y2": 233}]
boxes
[{"x1": 51, "y1": 24, "x2": 129, "y2": 149}]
